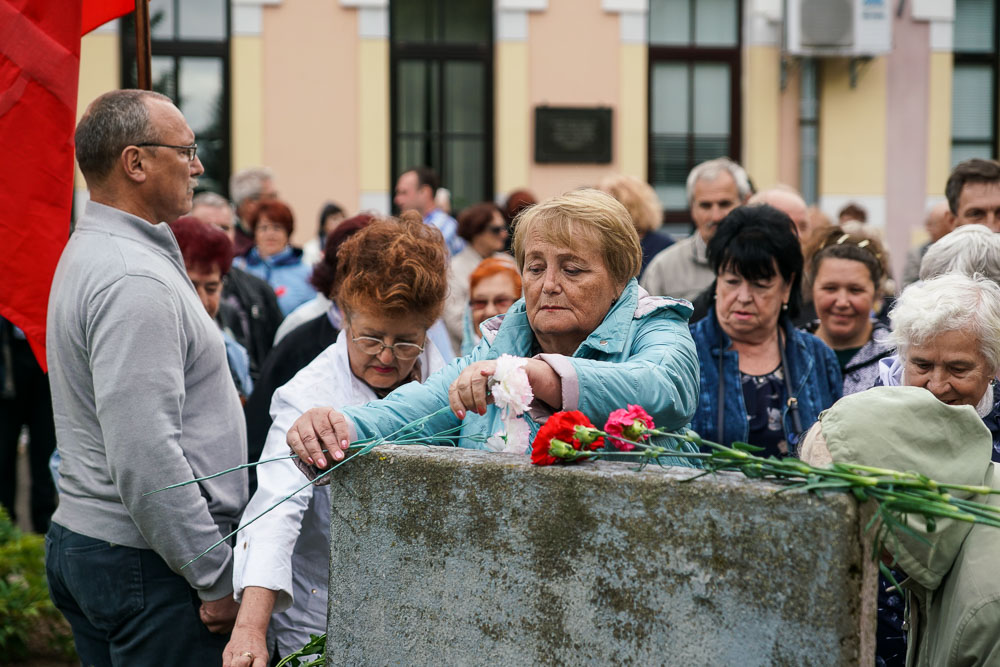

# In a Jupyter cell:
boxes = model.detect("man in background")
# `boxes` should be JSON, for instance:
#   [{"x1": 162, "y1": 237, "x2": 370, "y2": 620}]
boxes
[
  {"x1": 394, "y1": 166, "x2": 464, "y2": 255},
  {"x1": 902, "y1": 201, "x2": 952, "y2": 288},
  {"x1": 229, "y1": 167, "x2": 279, "y2": 256},
  {"x1": 945, "y1": 158, "x2": 1000, "y2": 232},
  {"x1": 748, "y1": 186, "x2": 810, "y2": 245},
  {"x1": 642, "y1": 157, "x2": 752, "y2": 301}
]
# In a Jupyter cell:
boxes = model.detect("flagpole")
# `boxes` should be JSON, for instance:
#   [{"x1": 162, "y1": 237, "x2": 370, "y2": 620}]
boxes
[{"x1": 134, "y1": 0, "x2": 151, "y2": 90}]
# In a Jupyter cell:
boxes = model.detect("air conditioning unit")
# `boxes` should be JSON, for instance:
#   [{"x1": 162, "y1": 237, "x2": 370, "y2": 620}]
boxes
[{"x1": 786, "y1": 0, "x2": 892, "y2": 56}]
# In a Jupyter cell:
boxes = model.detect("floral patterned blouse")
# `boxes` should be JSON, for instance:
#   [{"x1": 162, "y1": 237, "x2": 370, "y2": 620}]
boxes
[{"x1": 740, "y1": 367, "x2": 789, "y2": 458}]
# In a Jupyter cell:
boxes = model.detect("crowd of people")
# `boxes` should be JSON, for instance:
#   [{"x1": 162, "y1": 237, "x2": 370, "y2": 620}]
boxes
[{"x1": 16, "y1": 89, "x2": 1000, "y2": 666}]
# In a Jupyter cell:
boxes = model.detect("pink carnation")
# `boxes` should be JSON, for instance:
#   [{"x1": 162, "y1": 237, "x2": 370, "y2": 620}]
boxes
[{"x1": 603, "y1": 405, "x2": 655, "y2": 451}]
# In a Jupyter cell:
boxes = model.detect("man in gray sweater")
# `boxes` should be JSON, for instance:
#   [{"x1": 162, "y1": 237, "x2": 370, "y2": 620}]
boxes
[{"x1": 45, "y1": 90, "x2": 248, "y2": 666}]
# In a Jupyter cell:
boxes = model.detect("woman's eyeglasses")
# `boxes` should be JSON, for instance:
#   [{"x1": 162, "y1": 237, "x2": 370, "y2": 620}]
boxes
[
  {"x1": 470, "y1": 296, "x2": 515, "y2": 311},
  {"x1": 486, "y1": 225, "x2": 507, "y2": 236},
  {"x1": 351, "y1": 336, "x2": 424, "y2": 360}
]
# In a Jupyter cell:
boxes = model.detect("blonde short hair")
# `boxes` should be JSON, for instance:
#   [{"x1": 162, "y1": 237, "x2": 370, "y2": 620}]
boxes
[
  {"x1": 598, "y1": 174, "x2": 663, "y2": 235},
  {"x1": 512, "y1": 188, "x2": 642, "y2": 287}
]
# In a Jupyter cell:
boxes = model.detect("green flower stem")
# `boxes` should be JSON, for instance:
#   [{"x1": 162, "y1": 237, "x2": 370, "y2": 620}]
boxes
[
  {"x1": 180, "y1": 406, "x2": 464, "y2": 568},
  {"x1": 842, "y1": 463, "x2": 995, "y2": 496},
  {"x1": 181, "y1": 446, "x2": 366, "y2": 569}
]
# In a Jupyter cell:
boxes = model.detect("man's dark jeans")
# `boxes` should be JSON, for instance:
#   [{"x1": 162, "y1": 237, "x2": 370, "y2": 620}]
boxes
[{"x1": 45, "y1": 522, "x2": 229, "y2": 666}]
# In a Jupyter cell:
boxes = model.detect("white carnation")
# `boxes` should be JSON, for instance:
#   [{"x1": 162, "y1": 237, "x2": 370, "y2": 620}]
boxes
[
  {"x1": 491, "y1": 354, "x2": 533, "y2": 416},
  {"x1": 500, "y1": 416, "x2": 530, "y2": 454}
]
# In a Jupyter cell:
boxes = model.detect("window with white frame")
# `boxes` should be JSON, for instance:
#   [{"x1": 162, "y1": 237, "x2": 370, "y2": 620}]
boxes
[
  {"x1": 121, "y1": 0, "x2": 231, "y2": 196},
  {"x1": 648, "y1": 0, "x2": 743, "y2": 223}
]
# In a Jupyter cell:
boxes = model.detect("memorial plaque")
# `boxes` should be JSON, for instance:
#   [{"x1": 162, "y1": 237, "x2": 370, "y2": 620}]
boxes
[{"x1": 534, "y1": 106, "x2": 612, "y2": 164}]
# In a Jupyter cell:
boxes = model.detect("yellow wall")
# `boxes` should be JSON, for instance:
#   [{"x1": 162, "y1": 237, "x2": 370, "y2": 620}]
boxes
[
  {"x1": 231, "y1": 36, "x2": 263, "y2": 172},
  {"x1": 925, "y1": 51, "x2": 952, "y2": 196},
  {"x1": 358, "y1": 39, "x2": 389, "y2": 196},
  {"x1": 819, "y1": 57, "x2": 888, "y2": 195},
  {"x1": 260, "y1": 3, "x2": 359, "y2": 245},
  {"x1": 76, "y1": 32, "x2": 120, "y2": 188},
  {"x1": 495, "y1": 41, "x2": 531, "y2": 196},
  {"x1": 618, "y1": 42, "x2": 647, "y2": 180},
  {"x1": 743, "y1": 45, "x2": 781, "y2": 190}
]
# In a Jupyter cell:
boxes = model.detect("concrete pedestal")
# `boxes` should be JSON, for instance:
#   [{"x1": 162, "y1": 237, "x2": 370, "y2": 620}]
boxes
[{"x1": 326, "y1": 445, "x2": 875, "y2": 665}]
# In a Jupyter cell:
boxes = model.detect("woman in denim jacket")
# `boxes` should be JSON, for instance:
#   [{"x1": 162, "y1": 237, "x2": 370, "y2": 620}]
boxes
[{"x1": 689, "y1": 205, "x2": 841, "y2": 457}]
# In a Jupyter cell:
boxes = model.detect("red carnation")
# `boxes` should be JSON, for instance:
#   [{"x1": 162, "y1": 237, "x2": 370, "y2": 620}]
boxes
[{"x1": 530, "y1": 410, "x2": 604, "y2": 466}]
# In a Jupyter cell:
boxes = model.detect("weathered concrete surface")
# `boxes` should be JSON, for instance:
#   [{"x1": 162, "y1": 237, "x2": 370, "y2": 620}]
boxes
[{"x1": 326, "y1": 445, "x2": 875, "y2": 666}]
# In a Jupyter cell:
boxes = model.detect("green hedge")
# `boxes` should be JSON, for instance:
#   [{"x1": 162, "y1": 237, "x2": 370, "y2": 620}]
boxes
[{"x1": 0, "y1": 508, "x2": 75, "y2": 661}]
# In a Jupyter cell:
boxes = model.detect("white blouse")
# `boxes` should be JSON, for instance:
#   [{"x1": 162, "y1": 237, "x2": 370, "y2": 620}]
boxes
[{"x1": 232, "y1": 331, "x2": 445, "y2": 657}]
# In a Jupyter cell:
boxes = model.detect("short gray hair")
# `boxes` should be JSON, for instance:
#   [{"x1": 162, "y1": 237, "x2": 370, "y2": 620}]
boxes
[
  {"x1": 74, "y1": 89, "x2": 173, "y2": 184},
  {"x1": 686, "y1": 157, "x2": 752, "y2": 205},
  {"x1": 919, "y1": 224, "x2": 1000, "y2": 283},
  {"x1": 192, "y1": 191, "x2": 232, "y2": 210},
  {"x1": 229, "y1": 167, "x2": 275, "y2": 207},
  {"x1": 889, "y1": 273, "x2": 1000, "y2": 372}
]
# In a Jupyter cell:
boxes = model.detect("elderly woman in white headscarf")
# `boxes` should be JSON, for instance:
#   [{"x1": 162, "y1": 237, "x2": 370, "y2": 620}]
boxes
[{"x1": 877, "y1": 273, "x2": 1000, "y2": 461}]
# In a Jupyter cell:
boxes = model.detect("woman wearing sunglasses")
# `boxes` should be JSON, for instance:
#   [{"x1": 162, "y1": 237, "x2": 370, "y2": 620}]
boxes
[
  {"x1": 443, "y1": 202, "x2": 512, "y2": 353},
  {"x1": 460, "y1": 257, "x2": 523, "y2": 355},
  {"x1": 224, "y1": 213, "x2": 449, "y2": 667}
]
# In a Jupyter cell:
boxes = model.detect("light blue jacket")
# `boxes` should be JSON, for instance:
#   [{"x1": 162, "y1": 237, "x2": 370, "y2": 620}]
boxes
[
  {"x1": 233, "y1": 246, "x2": 316, "y2": 316},
  {"x1": 340, "y1": 280, "x2": 701, "y2": 460}
]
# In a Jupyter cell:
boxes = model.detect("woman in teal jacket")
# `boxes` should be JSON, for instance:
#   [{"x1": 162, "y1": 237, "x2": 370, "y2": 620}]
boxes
[
  {"x1": 285, "y1": 189, "x2": 701, "y2": 473},
  {"x1": 689, "y1": 204, "x2": 841, "y2": 456}
]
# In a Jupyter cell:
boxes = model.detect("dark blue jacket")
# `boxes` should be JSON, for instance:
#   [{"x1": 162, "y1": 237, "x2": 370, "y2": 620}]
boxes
[{"x1": 689, "y1": 308, "x2": 842, "y2": 453}]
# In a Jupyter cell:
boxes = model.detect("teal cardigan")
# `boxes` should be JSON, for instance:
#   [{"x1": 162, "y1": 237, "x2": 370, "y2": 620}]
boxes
[{"x1": 340, "y1": 279, "x2": 701, "y2": 463}]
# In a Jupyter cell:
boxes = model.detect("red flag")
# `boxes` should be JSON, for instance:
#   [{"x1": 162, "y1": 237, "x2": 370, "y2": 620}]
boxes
[
  {"x1": 82, "y1": 0, "x2": 135, "y2": 36},
  {"x1": 0, "y1": 0, "x2": 80, "y2": 371},
  {"x1": 0, "y1": 1, "x2": 133, "y2": 371}
]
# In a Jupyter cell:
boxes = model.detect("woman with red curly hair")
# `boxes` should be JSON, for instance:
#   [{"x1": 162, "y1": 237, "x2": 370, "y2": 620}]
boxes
[
  {"x1": 233, "y1": 199, "x2": 316, "y2": 316},
  {"x1": 225, "y1": 212, "x2": 449, "y2": 667}
]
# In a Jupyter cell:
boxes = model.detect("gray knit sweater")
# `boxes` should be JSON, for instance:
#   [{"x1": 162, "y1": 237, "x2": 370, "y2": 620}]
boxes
[{"x1": 47, "y1": 201, "x2": 247, "y2": 600}]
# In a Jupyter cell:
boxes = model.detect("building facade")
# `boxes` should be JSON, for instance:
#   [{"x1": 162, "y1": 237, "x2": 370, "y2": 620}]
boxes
[{"x1": 77, "y1": 0, "x2": 1000, "y2": 280}]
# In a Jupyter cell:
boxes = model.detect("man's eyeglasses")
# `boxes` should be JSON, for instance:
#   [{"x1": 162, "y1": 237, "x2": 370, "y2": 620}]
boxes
[
  {"x1": 136, "y1": 142, "x2": 198, "y2": 162},
  {"x1": 351, "y1": 336, "x2": 424, "y2": 360},
  {"x1": 470, "y1": 296, "x2": 516, "y2": 311}
]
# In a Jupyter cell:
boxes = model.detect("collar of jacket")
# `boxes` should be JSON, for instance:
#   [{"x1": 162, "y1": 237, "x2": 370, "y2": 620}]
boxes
[
  {"x1": 844, "y1": 320, "x2": 894, "y2": 370},
  {"x1": 245, "y1": 245, "x2": 304, "y2": 267},
  {"x1": 79, "y1": 200, "x2": 186, "y2": 267},
  {"x1": 479, "y1": 279, "x2": 693, "y2": 357},
  {"x1": 703, "y1": 307, "x2": 815, "y2": 395},
  {"x1": 691, "y1": 232, "x2": 709, "y2": 266}
]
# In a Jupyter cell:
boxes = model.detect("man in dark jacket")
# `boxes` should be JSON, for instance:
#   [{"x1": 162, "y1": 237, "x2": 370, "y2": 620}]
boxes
[{"x1": 192, "y1": 192, "x2": 283, "y2": 381}]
